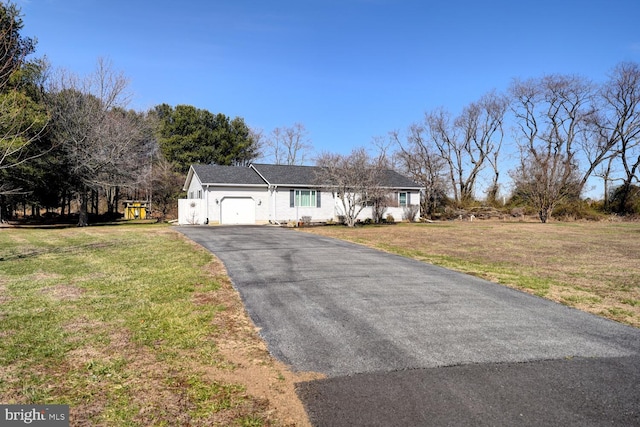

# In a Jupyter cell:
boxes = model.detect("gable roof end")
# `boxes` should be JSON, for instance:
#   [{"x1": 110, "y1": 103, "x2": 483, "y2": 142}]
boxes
[{"x1": 184, "y1": 164, "x2": 267, "y2": 190}]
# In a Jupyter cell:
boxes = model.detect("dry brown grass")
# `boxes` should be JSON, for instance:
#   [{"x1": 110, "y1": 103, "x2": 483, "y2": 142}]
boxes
[
  {"x1": 301, "y1": 220, "x2": 640, "y2": 327},
  {"x1": 0, "y1": 225, "x2": 316, "y2": 426}
]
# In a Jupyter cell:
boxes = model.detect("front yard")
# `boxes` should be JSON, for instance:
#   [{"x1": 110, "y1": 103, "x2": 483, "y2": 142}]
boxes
[
  {"x1": 302, "y1": 220, "x2": 640, "y2": 328},
  {"x1": 0, "y1": 224, "x2": 313, "y2": 426}
]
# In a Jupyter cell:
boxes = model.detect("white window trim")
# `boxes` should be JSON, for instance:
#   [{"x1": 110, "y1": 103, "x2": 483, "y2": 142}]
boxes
[
  {"x1": 399, "y1": 192, "x2": 408, "y2": 207},
  {"x1": 295, "y1": 189, "x2": 317, "y2": 207}
]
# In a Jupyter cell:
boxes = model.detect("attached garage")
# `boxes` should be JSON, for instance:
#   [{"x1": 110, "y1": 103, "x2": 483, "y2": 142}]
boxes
[
  {"x1": 220, "y1": 197, "x2": 255, "y2": 225},
  {"x1": 179, "y1": 164, "x2": 422, "y2": 225}
]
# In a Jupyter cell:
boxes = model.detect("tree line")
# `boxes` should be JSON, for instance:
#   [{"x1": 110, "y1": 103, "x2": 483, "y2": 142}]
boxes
[
  {"x1": 1, "y1": 56, "x2": 261, "y2": 224},
  {"x1": 0, "y1": 3, "x2": 268, "y2": 225},
  {"x1": 1, "y1": 2, "x2": 639, "y2": 225},
  {"x1": 310, "y1": 65, "x2": 640, "y2": 225},
  {"x1": 391, "y1": 65, "x2": 640, "y2": 222}
]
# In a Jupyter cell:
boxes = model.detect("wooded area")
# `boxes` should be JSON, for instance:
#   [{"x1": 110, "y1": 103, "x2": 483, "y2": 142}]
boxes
[{"x1": 1, "y1": 2, "x2": 639, "y2": 225}]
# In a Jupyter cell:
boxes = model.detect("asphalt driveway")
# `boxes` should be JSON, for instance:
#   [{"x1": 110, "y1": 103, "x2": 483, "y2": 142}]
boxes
[{"x1": 177, "y1": 225, "x2": 640, "y2": 426}]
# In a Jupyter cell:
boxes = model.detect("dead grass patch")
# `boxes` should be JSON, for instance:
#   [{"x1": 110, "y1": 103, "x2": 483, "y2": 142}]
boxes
[
  {"x1": 0, "y1": 284, "x2": 10, "y2": 305},
  {"x1": 41, "y1": 284, "x2": 85, "y2": 301},
  {"x1": 302, "y1": 221, "x2": 640, "y2": 327}
]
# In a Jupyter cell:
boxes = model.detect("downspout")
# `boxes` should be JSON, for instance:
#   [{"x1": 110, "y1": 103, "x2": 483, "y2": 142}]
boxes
[
  {"x1": 271, "y1": 185, "x2": 280, "y2": 225},
  {"x1": 205, "y1": 185, "x2": 209, "y2": 225}
]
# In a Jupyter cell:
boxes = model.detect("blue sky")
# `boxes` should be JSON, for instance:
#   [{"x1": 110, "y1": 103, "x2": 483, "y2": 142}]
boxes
[{"x1": 17, "y1": 0, "x2": 640, "y2": 192}]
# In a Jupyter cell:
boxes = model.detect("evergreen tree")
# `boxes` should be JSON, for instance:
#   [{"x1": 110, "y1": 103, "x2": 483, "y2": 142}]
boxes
[{"x1": 153, "y1": 104, "x2": 258, "y2": 174}]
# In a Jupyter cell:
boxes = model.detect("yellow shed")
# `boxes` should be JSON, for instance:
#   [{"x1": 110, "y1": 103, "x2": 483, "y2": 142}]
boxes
[{"x1": 123, "y1": 200, "x2": 149, "y2": 220}]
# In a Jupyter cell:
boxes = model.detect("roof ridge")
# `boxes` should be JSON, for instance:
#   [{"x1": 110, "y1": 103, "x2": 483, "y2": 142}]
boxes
[{"x1": 187, "y1": 163, "x2": 421, "y2": 188}]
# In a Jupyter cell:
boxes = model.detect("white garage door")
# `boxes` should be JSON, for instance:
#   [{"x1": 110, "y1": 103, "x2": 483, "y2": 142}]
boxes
[{"x1": 221, "y1": 197, "x2": 255, "y2": 225}]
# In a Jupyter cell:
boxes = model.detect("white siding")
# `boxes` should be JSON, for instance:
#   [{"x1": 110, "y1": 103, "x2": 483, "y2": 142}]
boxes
[
  {"x1": 185, "y1": 174, "x2": 204, "y2": 200},
  {"x1": 179, "y1": 173, "x2": 208, "y2": 224},
  {"x1": 178, "y1": 176, "x2": 421, "y2": 225},
  {"x1": 333, "y1": 190, "x2": 422, "y2": 223},
  {"x1": 273, "y1": 188, "x2": 336, "y2": 224}
]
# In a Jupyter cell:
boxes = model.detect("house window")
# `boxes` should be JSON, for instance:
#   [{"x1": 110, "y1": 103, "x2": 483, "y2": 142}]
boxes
[
  {"x1": 399, "y1": 192, "x2": 408, "y2": 207},
  {"x1": 197, "y1": 190, "x2": 202, "y2": 199},
  {"x1": 295, "y1": 190, "x2": 317, "y2": 207}
]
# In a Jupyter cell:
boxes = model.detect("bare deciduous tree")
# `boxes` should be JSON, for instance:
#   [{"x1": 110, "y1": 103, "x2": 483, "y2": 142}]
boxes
[
  {"x1": 476, "y1": 92, "x2": 509, "y2": 203},
  {"x1": 368, "y1": 136, "x2": 396, "y2": 222},
  {"x1": 425, "y1": 91, "x2": 507, "y2": 206},
  {"x1": 151, "y1": 154, "x2": 184, "y2": 221},
  {"x1": 592, "y1": 62, "x2": 640, "y2": 212},
  {"x1": 392, "y1": 124, "x2": 447, "y2": 218},
  {"x1": 509, "y1": 74, "x2": 591, "y2": 222},
  {"x1": 315, "y1": 147, "x2": 387, "y2": 227},
  {"x1": 47, "y1": 58, "x2": 156, "y2": 226},
  {"x1": 510, "y1": 148, "x2": 581, "y2": 223},
  {"x1": 264, "y1": 123, "x2": 313, "y2": 165}
]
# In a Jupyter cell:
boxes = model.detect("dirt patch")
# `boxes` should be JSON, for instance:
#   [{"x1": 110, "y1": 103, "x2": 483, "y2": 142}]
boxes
[
  {"x1": 58, "y1": 322, "x2": 271, "y2": 426},
  {"x1": 41, "y1": 284, "x2": 85, "y2": 301},
  {"x1": 199, "y1": 256, "x2": 323, "y2": 426}
]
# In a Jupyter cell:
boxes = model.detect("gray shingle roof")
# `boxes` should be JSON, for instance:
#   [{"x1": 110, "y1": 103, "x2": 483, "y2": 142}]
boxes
[
  {"x1": 379, "y1": 169, "x2": 423, "y2": 188},
  {"x1": 191, "y1": 164, "x2": 267, "y2": 186},
  {"x1": 189, "y1": 163, "x2": 422, "y2": 189},
  {"x1": 252, "y1": 164, "x2": 421, "y2": 188},
  {"x1": 251, "y1": 163, "x2": 322, "y2": 186}
]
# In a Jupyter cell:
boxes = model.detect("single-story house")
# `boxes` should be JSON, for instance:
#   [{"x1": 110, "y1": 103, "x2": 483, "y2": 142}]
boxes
[{"x1": 178, "y1": 163, "x2": 422, "y2": 225}]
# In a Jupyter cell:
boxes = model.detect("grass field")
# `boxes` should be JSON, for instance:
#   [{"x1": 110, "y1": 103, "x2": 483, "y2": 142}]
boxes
[
  {"x1": 2, "y1": 220, "x2": 638, "y2": 426},
  {"x1": 302, "y1": 220, "x2": 640, "y2": 328},
  {"x1": 0, "y1": 224, "x2": 312, "y2": 426}
]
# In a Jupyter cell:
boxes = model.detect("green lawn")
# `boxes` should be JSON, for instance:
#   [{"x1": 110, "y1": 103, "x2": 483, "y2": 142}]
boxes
[{"x1": 0, "y1": 224, "x2": 303, "y2": 426}]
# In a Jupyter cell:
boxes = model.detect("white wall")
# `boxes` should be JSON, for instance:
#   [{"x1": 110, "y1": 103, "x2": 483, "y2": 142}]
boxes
[
  {"x1": 178, "y1": 199, "x2": 206, "y2": 225},
  {"x1": 334, "y1": 190, "x2": 422, "y2": 223},
  {"x1": 180, "y1": 173, "x2": 269, "y2": 224},
  {"x1": 272, "y1": 188, "x2": 336, "y2": 224}
]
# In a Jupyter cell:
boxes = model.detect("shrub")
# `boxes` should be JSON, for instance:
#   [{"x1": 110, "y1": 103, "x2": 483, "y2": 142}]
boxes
[
  {"x1": 552, "y1": 200, "x2": 606, "y2": 221},
  {"x1": 385, "y1": 214, "x2": 395, "y2": 223},
  {"x1": 402, "y1": 205, "x2": 420, "y2": 222},
  {"x1": 609, "y1": 184, "x2": 640, "y2": 215}
]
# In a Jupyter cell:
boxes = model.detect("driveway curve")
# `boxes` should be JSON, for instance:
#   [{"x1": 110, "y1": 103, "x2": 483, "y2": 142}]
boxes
[{"x1": 177, "y1": 225, "x2": 640, "y2": 426}]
